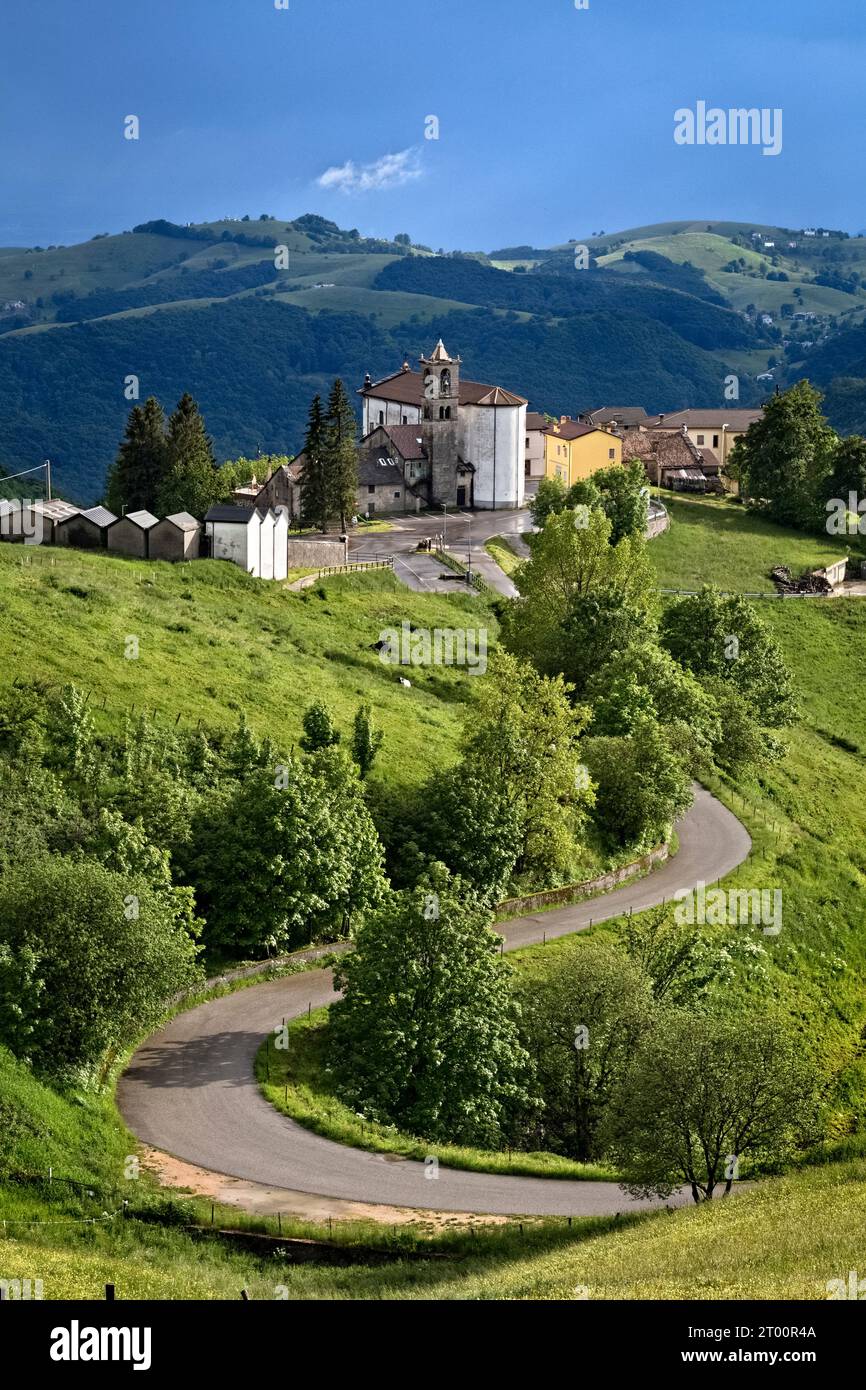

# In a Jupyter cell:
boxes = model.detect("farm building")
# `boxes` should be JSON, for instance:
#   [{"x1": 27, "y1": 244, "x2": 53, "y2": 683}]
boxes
[
  {"x1": 55, "y1": 505, "x2": 117, "y2": 550},
  {"x1": 203, "y1": 504, "x2": 289, "y2": 580},
  {"x1": 0, "y1": 497, "x2": 79, "y2": 544},
  {"x1": 148, "y1": 512, "x2": 201, "y2": 561},
  {"x1": 107, "y1": 509, "x2": 160, "y2": 559}
]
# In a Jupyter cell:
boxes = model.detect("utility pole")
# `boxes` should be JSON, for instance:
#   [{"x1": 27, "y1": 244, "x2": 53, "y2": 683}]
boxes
[
  {"x1": 45, "y1": 459, "x2": 52, "y2": 501},
  {"x1": 441, "y1": 502, "x2": 448, "y2": 546}
]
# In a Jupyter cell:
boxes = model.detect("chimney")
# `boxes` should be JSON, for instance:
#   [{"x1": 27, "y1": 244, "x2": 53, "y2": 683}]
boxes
[
  {"x1": 658, "y1": 413, "x2": 666, "y2": 423},
  {"x1": 364, "y1": 372, "x2": 372, "y2": 388},
  {"x1": 402, "y1": 360, "x2": 411, "y2": 372},
  {"x1": 560, "y1": 415, "x2": 569, "y2": 424}
]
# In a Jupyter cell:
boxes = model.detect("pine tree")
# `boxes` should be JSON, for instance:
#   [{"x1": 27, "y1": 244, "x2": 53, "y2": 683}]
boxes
[
  {"x1": 323, "y1": 379, "x2": 359, "y2": 533},
  {"x1": 351, "y1": 703, "x2": 383, "y2": 779},
  {"x1": 157, "y1": 393, "x2": 219, "y2": 519},
  {"x1": 105, "y1": 397, "x2": 169, "y2": 515},
  {"x1": 301, "y1": 701, "x2": 341, "y2": 753},
  {"x1": 299, "y1": 395, "x2": 330, "y2": 532}
]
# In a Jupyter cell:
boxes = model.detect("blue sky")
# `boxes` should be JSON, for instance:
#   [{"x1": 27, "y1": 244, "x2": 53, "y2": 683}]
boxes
[{"x1": 3, "y1": 0, "x2": 865, "y2": 248}]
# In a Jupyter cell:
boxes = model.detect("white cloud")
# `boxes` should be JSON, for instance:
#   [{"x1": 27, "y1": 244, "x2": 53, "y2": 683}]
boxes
[{"x1": 316, "y1": 148, "x2": 422, "y2": 195}]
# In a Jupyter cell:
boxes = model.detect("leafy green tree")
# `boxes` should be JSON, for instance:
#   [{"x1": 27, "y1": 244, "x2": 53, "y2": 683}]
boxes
[
  {"x1": 728, "y1": 380, "x2": 836, "y2": 529},
  {"x1": 323, "y1": 378, "x2": 359, "y2": 533},
  {"x1": 299, "y1": 395, "x2": 330, "y2": 532},
  {"x1": 301, "y1": 701, "x2": 341, "y2": 753},
  {"x1": 156, "y1": 393, "x2": 219, "y2": 518},
  {"x1": 329, "y1": 870, "x2": 534, "y2": 1145},
  {"x1": 583, "y1": 717, "x2": 693, "y2": 849},
  {"x1": 501, "y1": 509, "x2": 657, "y2": 684},
  {"x1": 351, "y1": 703, "x2": 383, "y2": 779},
  {"x1": 0, "y1": 857, "x2": 201, "y2": 1080},
  {"x1": 587, "y1": 642, "x2": 721, "y2": 772},
  {"x1": 105, "y1": 396, "x2": 170, "y2": 515},
  {"x1": 620, "y1": 904, "x2": 767, "y2": 1006},
  {"x1": 822, "y1": 434, "x2": 866, "y2": 525},
  {"x1": 557, "y1": 587, "x2": 656, "y2": 697},
  {"x1": 604, "y1": 1008, "x2": 823, "y2": 1202},
  {"x1": 592, "y1": 459, "x2": 648, "y2": 544},
  {"x1": 660, "y1": 586, "x2": 797, "y2": 729},
  {"x1": 425, "y1": 654, "x2": 593, "y2": 896},
  {"x1": 528, "y1": 476, "x2": 568, "y2": 528},
  {"x1": 190, "y1": 751, "x2": 385, "y2": 956},
  {"x1": 515, "y1": 938, "x2": 652, "y2": 1160}
]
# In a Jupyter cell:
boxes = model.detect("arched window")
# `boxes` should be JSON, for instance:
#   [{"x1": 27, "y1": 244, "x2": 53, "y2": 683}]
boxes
[
  {"x1": 378, "y1": 411, "x2": 384, "y2": 425},
  {"x1": 440, "y1": 369, "x2": 451, "y2": 396},
  {"x1": 439, "y1": 406, "x2": 445, "y2": 420},
  {"x1": 444, "y1": 406, "x2": 451, "y2": 420},
  {"x1": 424, "y1": 406, "x2": 432, "y2": 420}
]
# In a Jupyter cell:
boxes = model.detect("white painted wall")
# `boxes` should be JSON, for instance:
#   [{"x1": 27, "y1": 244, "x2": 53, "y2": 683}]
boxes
[
  {"x1": 210, "y1": 515, "x2": 260, "y2": 573},
  {"x1": 461, "y1": 403, "x2": 525, "y2": 509},
  {"x1": 363, "y1": 396, "x2": 421, "y2": 433},
  {"x1": 259, "y1": 512, "x2": 275, "y2": 581},
  {"x1": 272, "y1": 508, "x2": 289, "y2": 581}
]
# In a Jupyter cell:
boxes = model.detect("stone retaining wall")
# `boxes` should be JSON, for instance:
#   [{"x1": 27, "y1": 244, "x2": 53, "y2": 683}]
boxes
[{"x1": 496, "y1": 842, "x2": 669, "y2": 917}]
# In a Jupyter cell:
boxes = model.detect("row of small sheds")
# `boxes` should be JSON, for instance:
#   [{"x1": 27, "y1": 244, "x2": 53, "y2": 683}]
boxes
[{"x1": 3, "y1": 499, "x2": 201, "y2": 560}]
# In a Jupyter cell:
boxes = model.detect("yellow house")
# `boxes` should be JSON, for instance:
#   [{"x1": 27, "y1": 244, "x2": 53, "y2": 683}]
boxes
[{"x1": 543, "y1": 418, "x2": 621, "y2": 486}]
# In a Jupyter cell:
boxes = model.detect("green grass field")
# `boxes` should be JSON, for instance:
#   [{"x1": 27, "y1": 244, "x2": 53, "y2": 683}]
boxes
[
  {"x1": 2, "y1": 501, "x2": 866, "y2": 1298},
  {"x1": 0, "y1": 546, "x2": 487, "y2": 795},
  {"x1": 649, "y1": 494, "x2": 861, "y2": 592}
]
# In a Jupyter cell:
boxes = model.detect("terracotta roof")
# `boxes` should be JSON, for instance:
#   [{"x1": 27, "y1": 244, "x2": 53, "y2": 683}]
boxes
[
  {"x1": 583, "y1": 406, "x2": 651, "y2": 427},
  {"x1": 360, "y1": 367, "x2": 527, "y2": 408},
  {"x1": 358, "y1": 451, "x2": 405, "y2": 488},
  {"x1": 650, "y1": 409, "x2": 763, "y2": 430},
  {"x1": 381, "y1": 424, "x2": 427, "y2": 460},
  {"x1": 525, "y1": 412, "x2": 549, "y2": 431},
  {"x1": 543, "y1": 419, "x2": 606, "y2": 442}
]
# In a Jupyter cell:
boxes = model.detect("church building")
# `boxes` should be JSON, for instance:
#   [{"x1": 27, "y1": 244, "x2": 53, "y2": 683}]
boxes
[{"x1": 357, "y1": 341, "x2": 527, "y2": 510}]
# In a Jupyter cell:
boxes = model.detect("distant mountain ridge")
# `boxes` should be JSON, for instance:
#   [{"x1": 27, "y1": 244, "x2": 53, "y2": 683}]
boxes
[{"x1": 1, "y1": 215, "x2": 864, "y2": 502}]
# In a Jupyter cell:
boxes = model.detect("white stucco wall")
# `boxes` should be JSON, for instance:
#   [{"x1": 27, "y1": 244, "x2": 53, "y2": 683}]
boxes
[
  {"x1": 461, "y1": 403, "x2": 525, "y2": 509},
  {"x1": 259, "y1": 512, "x2": 275, "y2": 581},
  {"x1": 272, "y1": 509, "x2": 289, "y2": 581},
  {"x1": 210, "y1": 517, "x2": 260, "y2": 573},
  {"x1": 363, "y1": 396, "x2": 421, "y2": 433}
]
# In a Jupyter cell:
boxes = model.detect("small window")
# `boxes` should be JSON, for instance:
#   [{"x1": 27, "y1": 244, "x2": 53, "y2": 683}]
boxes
[
  {"x1": 696, "y1": 434, "x2": 705, "y2": 445},
  {"x1": 378, "y1": 411, "x2": 384, "y2": 425},
  {"x1": 393, "y1": 491, "x2": 401, "y2": 499},
  {"x1": 368, "y1": 485, "x2": 376, "y2": 494},
  {"x1": 713, "y1": 434, "x2": 719, "y2": 447},
  {"x1": 526, "y1": 438, "x2": 530, "y2": 448},
  {"x1": 402, "y1": 415, "x2": 408, "y2": 424},
  {"x1": 608, "y1": 448, "x2": 615, "y2": 459}
]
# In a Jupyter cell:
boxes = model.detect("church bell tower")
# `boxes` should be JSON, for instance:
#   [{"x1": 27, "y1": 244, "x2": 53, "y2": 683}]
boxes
[{"x1": 420, "y1": 340, "x2": 460, "y2": 506}]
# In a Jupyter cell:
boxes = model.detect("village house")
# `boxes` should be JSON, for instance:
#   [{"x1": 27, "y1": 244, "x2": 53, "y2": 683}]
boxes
[
  {"x1": 524, "y1": 412, "x2": 549, "y2": 481},
  {"x1": 646, "y1": 408, "x2": 763, "y2": 470},
  {"x1": 619, "y1": 425, "x2": 723, "y2": 493},
  {"x1": 543, "y1": 417, "x2": 622, "y2": 487}
]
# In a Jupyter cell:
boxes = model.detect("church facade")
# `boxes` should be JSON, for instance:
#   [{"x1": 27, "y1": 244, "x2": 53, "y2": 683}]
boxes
[{"x1": 357, "y1": 341, "x2": 527, "y2": 510}]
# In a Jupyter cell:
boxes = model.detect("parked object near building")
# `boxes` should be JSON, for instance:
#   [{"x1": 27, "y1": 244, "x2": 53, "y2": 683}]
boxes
[
  {"x1": 107, "y1": 509, "x2": 160, "y2": 559},
  {"x1": 55, "y1": 505, "x2": 117, "y2": 550},
  {"x1": 148, "y1": 511, "x2": 202, "y2": 561}
]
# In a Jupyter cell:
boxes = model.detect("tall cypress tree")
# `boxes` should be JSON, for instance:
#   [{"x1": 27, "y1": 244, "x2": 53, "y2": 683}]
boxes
[
  {"x1": 300, "y1": 395, "x2": 330, "y2": 532},
  {"x1": 105, "y1": 397, "x2": 169, "y2": 515},
  {"x1": 157, "y1": 393, "x2": 219, "y2": 518},
  {"x1": 324, "y1": 378, "x2": 359, "y2": 533}
]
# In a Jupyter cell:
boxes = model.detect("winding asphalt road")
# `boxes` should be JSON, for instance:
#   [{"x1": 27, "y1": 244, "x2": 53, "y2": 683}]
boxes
[{"x1": 118, "y1": 787, "x2": 750, "y2": 1217}]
